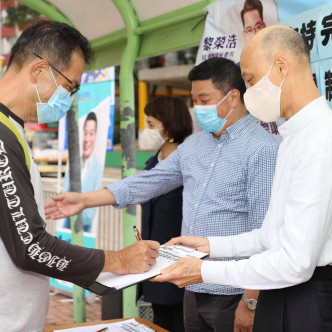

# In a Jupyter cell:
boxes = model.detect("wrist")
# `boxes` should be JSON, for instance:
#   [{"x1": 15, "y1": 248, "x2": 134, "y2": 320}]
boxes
[
  {"x1": 102, "y1": 251, "x2": 123, "y2": 274},
  {"x1": 241, "y1": 294, "x2": 257, "y2": 310}
]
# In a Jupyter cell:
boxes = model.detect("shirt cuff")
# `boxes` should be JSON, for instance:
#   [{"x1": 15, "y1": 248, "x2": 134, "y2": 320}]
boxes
[
  {"x1": 208, "y1": 236, "x2": 233, "y2": 258},
  {"x1": 201, "y1": 260, "x2": 228, "y2": 285},
  {"x1": 106, "y1": 181, "x2": 130, "y2": 208}
]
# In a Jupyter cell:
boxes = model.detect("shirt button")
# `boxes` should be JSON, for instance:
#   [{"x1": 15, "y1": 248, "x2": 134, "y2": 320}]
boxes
[
  {"x1": 210, "y1": 162, "x2": 215, "y2": 167},
  {"x1": 202, "y1": 183, "x2": 206, "y2": 188},
  {"x1": 194, "y1": 203, "x2": 198, "y2": 208},
  {"x1": 217, "y1": 144, "x2": 221, "y2": 148},
  {"x1": 189, "y1": 226, "x2": 193, "y2": 231}
]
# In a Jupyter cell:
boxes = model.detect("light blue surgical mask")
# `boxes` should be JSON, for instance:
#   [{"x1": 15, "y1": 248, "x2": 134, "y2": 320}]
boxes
[
  {"x1": 35, "y1": 67, "x2": 74, "y2": 124},
  {"x1": 195, "y1": 91, "x2": 232, "y2": 133}
]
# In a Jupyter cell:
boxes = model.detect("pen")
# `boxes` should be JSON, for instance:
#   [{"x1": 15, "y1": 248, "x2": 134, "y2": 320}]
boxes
[
  {"x1": 95, "y1": 327, "x2": 108, "y2": 332},
  {"x1": 133, "y1": 226, "x2": 142, "y2": 241}
]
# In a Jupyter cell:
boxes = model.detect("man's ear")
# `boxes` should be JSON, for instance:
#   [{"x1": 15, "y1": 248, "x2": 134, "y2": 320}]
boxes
[
  {"x1": 274, "y1": 55, "x2": 288, "y2": 80},
  {"x1": 30, "y1": 59, "x2": 48, "y2": 84},
  {"x1": 229, "y1": 89, "x2": 241, "y2": 108}
]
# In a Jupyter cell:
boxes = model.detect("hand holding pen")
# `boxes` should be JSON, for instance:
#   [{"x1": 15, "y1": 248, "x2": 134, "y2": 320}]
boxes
[{"x1": 133, "y1": 226, "x2": 142, "y2": 241}]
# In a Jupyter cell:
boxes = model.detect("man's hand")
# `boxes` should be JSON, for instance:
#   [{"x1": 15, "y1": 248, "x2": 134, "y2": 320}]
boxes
[
  {"x1": 165, "y1": 236, "x2": 210, "y2": 255},
  {"x1": 152, "y1": 257, "x2": 203, "y2": 287},
  {"x1": 234, "y1": 290, "x2": 259, "y2": 332},
  {"x1": 103, "y1": 240, "x2": 160, "y2": 274},
  {"x1": 45, "y1": 192, "x2": 85, "y2": 220}
]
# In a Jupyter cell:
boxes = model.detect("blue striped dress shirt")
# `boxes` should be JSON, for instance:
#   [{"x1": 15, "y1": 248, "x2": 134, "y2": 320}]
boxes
[{"x1": 107, "y1": 114, "x2": 278, "y2": 295}]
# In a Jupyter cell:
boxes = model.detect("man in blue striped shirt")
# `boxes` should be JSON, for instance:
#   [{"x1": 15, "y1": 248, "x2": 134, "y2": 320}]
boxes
[{"x1": 46, "y1": 58, "x2": 279, "y2": 332}]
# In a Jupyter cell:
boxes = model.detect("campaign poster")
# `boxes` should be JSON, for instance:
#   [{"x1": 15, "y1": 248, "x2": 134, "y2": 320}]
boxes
[
  {"x1": 51, "y1": 68, "x2": 115, "y2": 294},
  {"x1": 196, "y1": 0, "x2": 279, "y2": 65}
]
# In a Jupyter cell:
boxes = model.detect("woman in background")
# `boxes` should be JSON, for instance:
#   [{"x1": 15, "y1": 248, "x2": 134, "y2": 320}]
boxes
[{"x1": 138, "y1": 95, "x2": 193, "y2": 332}]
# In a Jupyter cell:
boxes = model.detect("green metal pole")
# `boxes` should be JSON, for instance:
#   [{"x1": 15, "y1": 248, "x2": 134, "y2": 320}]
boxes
[
  {"x1": 113, "y1": 0, "x2": 140, "y2": 318},
  {"x1": 17, "y1": 0, "x2": 73, "y2": 26},
  {"x1": 66, "y1": 101, "x2": 85, "y2": 323}
]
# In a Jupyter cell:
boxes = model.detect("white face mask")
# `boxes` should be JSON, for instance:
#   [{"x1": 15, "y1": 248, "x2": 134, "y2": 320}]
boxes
[
  {"x1": 140, "y1": 128, "x2": 165, "y2": 151},
  {"x1": 244, "y1": 61, "x2": 286, "y2": 123}
]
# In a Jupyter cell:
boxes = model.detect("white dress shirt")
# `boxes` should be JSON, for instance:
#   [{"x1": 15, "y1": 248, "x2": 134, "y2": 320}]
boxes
[{"x1": 202, "y1": 97, "x2": 332, "y2": 290}]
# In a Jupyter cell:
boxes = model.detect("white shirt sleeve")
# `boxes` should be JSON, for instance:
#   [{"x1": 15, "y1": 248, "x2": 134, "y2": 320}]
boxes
[
  {"x1": 203, "y1": 141, "x2": 332, "y2": 289},
  {"x1": 208, "y1": 226, "x2": 264, "y2": 258}
]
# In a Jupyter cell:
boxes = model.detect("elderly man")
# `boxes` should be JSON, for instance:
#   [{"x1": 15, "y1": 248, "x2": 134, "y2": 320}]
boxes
[
  {"x1": 0, "y1": 20, "x2": 159, "y2": 332},
  {"x1": 155, "y1": 25, "x2": 332, "y2": 331},
  {"x1": 45, "y1": 57, "x2": 278, "y2": 332}
]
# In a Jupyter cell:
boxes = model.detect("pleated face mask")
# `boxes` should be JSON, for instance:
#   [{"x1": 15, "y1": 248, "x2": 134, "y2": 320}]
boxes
[
  {"x1": 195, "y1": 91, "x2": 232, "y2": 133},
  {"x1": 36, "y1": 67, "x2": 74, "y2": 124},
  {"x1": 244, "y1": 61, "x2": 286, "y2": 123}
]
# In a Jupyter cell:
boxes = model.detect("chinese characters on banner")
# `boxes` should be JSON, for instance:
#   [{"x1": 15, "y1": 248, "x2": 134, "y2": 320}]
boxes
[
  {"x1": 196, "y1": 0, "x2": 279, "y2": 65},
  {"x1": 281, "y1": 3, "x2": 332, "y2": 108}
]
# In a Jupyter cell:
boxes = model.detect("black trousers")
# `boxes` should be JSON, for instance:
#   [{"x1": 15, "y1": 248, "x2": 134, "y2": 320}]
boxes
[
  {"x1": 254, "y1": 267, "x2": 332, "y2": 332},
  {"x1": 152, "y1": 303, "x2": 184, "y2": 332},
  {"x1": 184, "y1": 290, "x2": 242, "y2": 332}
]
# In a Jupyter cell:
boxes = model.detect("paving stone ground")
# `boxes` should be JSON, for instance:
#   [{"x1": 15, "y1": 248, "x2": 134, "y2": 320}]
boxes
[{"x1": 46, "y1": 291, "x2": 102, "y2": 327}]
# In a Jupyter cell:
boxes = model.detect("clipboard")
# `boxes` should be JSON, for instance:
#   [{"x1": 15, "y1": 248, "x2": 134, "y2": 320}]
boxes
[{"x1": 86, "y1": 245, "x2": 208, "y2": 295}]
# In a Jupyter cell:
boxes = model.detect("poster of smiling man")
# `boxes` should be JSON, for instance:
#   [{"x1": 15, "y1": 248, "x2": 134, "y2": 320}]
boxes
[{"x1": 196, "y1": 0, "x2": 279, "y2": 65}]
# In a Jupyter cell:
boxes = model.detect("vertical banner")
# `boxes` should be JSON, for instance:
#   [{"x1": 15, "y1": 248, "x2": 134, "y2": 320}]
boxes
[
  {"x1": 280, "y1": 3, "x2": 332, "y2": 108},
  {"x1": 51, "y1": 67, "x2": 115, "y2": 294}
]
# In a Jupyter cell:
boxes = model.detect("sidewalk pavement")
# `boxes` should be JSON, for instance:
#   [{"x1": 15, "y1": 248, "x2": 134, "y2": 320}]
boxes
[{"x1": 46, "y1": 291, "x2": 102, "y2": 327}]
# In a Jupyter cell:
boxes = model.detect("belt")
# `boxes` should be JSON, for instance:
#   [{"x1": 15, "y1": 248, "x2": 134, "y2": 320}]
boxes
[{"x1": 310, "y1": 265, "x2": 332, "y2": 280}]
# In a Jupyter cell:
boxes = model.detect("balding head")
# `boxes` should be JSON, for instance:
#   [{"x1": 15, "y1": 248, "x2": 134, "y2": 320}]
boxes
[{"x1": 242, "y1": 25, "x2": 310, "y2": 65}]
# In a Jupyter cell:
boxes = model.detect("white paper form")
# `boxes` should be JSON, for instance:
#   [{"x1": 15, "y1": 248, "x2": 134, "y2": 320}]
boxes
[
  {"x1": 56, "y1": 318, "x2": 156, "y2": 331},
  {"x1": 96, "y1": 245, "x2": 207, "y2": 290}
]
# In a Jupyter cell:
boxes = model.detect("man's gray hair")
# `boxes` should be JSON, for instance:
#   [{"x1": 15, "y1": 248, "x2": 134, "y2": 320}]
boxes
[{"x1": 262, "y1": 26, "x2": 310, "y2": 63}]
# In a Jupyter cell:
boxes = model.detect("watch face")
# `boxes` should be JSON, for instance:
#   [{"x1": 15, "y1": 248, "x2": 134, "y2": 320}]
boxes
[{"x1": 247, "y1": 299, "x2": 257, "y2": 310}]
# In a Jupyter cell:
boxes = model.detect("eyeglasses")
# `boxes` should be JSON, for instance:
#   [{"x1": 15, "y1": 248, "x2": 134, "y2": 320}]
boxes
[
  {"x1": 33, "y1": 53, "x2": 80, "y2": 96},
  {"x1": 244, "y1": 22, "x2": 265, "y2": 34}
]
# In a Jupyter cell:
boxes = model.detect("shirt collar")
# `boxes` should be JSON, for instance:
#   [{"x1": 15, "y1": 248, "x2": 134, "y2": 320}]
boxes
[
  {"x1": 278, "y1": 96, "x2": 326, "y2": 138},
  {"x1": 208, "y1": 113, "x2": 254, "y2": 141},
  {"x1": 224, "y1": 113, "x2": 254, "y2": 139},
  {"x1": 0, "y1": 103, "x2": 24, "y2": 128}
]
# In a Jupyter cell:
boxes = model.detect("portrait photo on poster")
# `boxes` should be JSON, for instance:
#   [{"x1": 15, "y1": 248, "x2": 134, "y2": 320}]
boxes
[{"x1": 196, "y1": 0, "x2": 279, "y2": 65}]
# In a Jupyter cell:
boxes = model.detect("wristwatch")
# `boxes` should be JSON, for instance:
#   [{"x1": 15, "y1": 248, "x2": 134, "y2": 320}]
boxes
[{"x1": 241, "y1": 295, "x2": 257, "y2": 310}]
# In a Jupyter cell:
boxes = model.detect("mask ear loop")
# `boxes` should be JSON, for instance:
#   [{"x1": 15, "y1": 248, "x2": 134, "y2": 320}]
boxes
[
  {"x1": 49, "y1": 67, "x2": 59, "y2": 88},
  {"x1": 267, "y1": 61, "x2": 286, "y2": 88},
  {"x1": 266, "y1": 61, "x2": 275, "y2": 77},
  {"x1": 34, "y1": 84, "x2": 42, "y2": 103},
  {"x1": 216, "y1": 90, "x2": 232, "y2": 107},
  {"x1": 225, "y1": 107, "x2": 233, "y2": 119}
]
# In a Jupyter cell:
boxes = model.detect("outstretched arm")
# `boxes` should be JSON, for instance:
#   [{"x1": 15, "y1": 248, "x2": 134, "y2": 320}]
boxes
[{"x1": 45, "y1": 188, "x2": 116, "y2": 220}]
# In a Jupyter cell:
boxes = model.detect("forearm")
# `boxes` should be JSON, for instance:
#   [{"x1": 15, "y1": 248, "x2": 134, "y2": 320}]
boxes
[
  {"x1": 82, "y1": 188, "x2": 117, "y2": 209},
  {"x1": 102, "y1": 251, "x2": 122, "y2": 273}
]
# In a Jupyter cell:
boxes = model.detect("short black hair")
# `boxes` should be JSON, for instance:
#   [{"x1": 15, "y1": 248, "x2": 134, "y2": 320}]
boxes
[
  {"x1": 84, "y1": 112, "x2": 97, "y2": 129},
  {"x1": 8, "y1": 20, "x2": 94, "y2": 70},
  {"x1": 144, "y1": 96, "x2": 193, "y2": 144},
  {"x1": 188, "y1": 57, "x2": 246, "y2": 103},
  {"x1": 241, "y1": 0, "x2": 264, "y2": 26}
]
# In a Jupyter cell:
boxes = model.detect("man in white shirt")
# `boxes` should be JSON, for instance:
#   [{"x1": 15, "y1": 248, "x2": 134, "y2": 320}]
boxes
[{"x1": 155, "y1": 25, "x2": 332, "y2": 331}]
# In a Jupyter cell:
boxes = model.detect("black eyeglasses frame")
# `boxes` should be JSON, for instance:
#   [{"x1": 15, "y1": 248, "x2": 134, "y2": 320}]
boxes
[{"x1": 33, "y1": 53, "x2": 80, "y2": 96}]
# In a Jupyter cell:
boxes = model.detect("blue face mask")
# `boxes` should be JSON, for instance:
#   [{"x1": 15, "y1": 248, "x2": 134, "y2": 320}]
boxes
[
  {"x1": 195, "y1": 91, "x2": 232, "y2": 133},
  {"x1": 35, "y1": 67, "x2": 74, "y2": 124}
]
